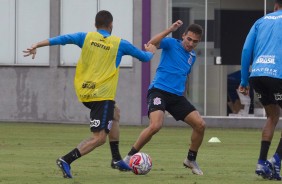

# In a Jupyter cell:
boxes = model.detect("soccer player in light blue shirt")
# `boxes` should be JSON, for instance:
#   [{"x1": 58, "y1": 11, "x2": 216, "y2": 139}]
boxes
[
  {"x1": 124, "y1": 20, "x2": 206, "y2": 175},
  {"x1": 239, "y1": 0, "x2": 282, "y2": 180},
  {"x1": 148, "y1": 36, "x2": 196, "y2": 95}
]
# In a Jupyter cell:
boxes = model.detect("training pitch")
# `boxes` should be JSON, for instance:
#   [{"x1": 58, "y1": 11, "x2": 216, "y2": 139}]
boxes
[{"x1": 0, "y1": 122, "x2": 280, "y2": 184}]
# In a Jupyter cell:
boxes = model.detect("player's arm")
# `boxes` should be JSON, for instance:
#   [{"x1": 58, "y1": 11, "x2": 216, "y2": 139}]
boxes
[
  {"x1": 239, "y1": 25, "x2": 257, "y2": 95},
  {"x1": 23, "y1": 39, "x2": 49, "y2": 59},
  {"x1": 147, "y1": 20, "x2": 183, "y2": 48},
  {"x1": 23, "y1": 32, "x2": 86, "y2": 59},
  {"x1": 118, "y1": 39, "x2": 156, "y2": 65}
]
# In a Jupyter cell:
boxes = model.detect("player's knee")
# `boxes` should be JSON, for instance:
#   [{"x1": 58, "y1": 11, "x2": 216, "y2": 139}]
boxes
[
  {"x1": 90, "y1": 134, "x2": 107, "y2": 147},
  {"x1": 195, "y1": 120, "x2": 206, "y2": 133},
  {"x1": 97, "y1": 136, "x2": 107, "y2": 146},
  {"x1": 148, "y1": 123, "x2": 162, "y2": 135}
]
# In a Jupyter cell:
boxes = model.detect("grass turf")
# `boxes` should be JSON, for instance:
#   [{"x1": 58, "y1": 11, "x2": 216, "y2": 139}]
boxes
[{"x1": 0, "y1": 122, "x2": 280, "y2": 184}]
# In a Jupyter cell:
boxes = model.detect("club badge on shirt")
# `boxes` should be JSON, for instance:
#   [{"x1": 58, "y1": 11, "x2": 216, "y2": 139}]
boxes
[{"x1": 188, "y1": 55, "x2": 193, "y2": 65}]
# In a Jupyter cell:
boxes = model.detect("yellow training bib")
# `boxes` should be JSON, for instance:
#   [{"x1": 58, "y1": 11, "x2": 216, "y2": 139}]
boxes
[{"x1": 74, "y1": 32, "x2": 121, "y2": 102}]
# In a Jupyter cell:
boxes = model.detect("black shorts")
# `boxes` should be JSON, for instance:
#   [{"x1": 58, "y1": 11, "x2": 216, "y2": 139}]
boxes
[
  {"x1": 249, "y1": 76, "x2": 282, "y2": 107},
  {"x1": 83, "y1": 100, "x2": 115, "y2": 133},
  {"x1": 147, "y1": 88, "x2": 196, "y2": 121}
]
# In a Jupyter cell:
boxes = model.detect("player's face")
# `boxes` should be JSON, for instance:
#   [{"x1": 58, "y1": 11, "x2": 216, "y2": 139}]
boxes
[{"x1": 182, "y1": 31, "x2": 201, "y2": 52}]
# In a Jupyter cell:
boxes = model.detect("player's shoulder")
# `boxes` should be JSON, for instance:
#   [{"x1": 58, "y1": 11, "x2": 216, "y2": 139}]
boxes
[
  {"x1": 163, "y1": 37, "x2": 177, "y2": 42},
  {"x1": 161, "y1": 37, "x2": 177, "y2": 47},
  {"x1": 119, "y1": 39, "x2": 132, "y2": 47},
  {"x1": 107, "y1": 34, "x2": 121, "y2": 40},
  {"x1": 259, "y1": 11, "x2": 282, "y2": 23},
  {"x1": 73, "y1": 32, "x2": 87, "y2": 37}
]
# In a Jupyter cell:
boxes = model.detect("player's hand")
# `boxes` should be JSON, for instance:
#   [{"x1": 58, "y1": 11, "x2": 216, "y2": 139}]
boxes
[
  {"x1": 23, "y1": 44, "x2": 37, "y2": 59},
  {"x1": 144, "y1": 43, "x2": 157, "y2": 54},
  {"x1": 238, "y1": 85, "x2": 249, "y2": 96},
  {"x1": 170, "y1": 20, "x2": 183, "y2": 32}
]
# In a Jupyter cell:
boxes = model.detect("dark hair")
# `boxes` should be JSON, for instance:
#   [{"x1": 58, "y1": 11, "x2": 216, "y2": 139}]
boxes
[
  {"x1": 95, "y1": 10, "x2": 113, "y2": 28},
  {"x1": 184, "y1": 24, "x2": 203, "y2": 37},
  {"x1": 275, "y1": 0, "x2": 282, "y2": 6}
]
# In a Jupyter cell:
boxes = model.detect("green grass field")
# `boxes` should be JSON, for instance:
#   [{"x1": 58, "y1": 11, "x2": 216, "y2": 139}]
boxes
[{"x1": 0, "y1": 122, "x2": 280, "y2": 184}]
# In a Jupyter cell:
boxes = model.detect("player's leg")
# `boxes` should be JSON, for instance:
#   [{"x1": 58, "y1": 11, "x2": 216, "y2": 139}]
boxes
[
  {"x1": 270, "y1": 96, "x2": 282, "y2": 180},
  {"x1": 77, "y1": 131, "x2": 108, "y2": 155},
  {"x1": 134, "y1": 110, "x2": 164, "y2": 150},
  {"x1": 262, "y1": 104, "x2": 281, "y2": 180},
  {"x1": 182, "y1": 111, "x2": 205, "y2": 175},
  {"x1": 109, "y1": 105, "x2": 131, "y2": 171},
  {"x1": 124, "y1": 88, "x2": 165, "y2": 163},
  {"x1": 124, "y1": 110, "x2": 165, "y2": 164},
  {"x1": 250, "y1": 77, "x2": 280, "y2": 179},
  {"x1": 256, "y1": 104, "x2": 280, "y2": 180},
  {"x1": 264, "y1": 78, "x2": 282, "y2": 180},
  {"x1": 270, "y1": 126, "x2": 282, "y2": 181},
  {"x1": 184, "y1": 111, "x2": 205, "y2": 154},
  {"x1": 56, "y1": 127, "x2": 108, "y2": 178},
  {"x1": 167, "y1": 96, "x2": 205, "y2": 175},
  {"x1": 262, "y1": 104, "x2": 279, "y2": 142},
  {"x1": 56, "y1": 101, "x2": 114, "y2": 178}
]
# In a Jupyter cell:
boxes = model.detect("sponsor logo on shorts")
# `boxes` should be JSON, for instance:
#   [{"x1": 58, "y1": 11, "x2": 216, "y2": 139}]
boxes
[
  {"x1": 107, "y1": 120, "x2": 113, "y2": 130},
  {"x1": 274, "y1": 93, "x2": 282, "y2": 101},
  {"x1": 153, "y1": 97, "x2": 161, "y2": 105},
  {"x1": 256, "y1": 93, "x2": 262, "y2": 99},
  {"x1": 90, "y1": 119, "x2": 100, "y2": 127}
]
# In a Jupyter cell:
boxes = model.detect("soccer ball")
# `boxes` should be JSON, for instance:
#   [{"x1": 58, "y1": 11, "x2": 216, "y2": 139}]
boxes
[{"x1": 129, "y1": 152, "x2": 152, "y2": 175}]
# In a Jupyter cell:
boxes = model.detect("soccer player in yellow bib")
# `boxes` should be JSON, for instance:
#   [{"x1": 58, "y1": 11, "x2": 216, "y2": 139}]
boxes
[{"x1": 23, "y1": 10, "x2": 156, "y2": 178}]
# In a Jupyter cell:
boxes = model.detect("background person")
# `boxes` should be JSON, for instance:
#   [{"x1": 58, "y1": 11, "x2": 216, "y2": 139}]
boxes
[{"x1": 227, "y1": 70, "x2": 254, "y2": 115}]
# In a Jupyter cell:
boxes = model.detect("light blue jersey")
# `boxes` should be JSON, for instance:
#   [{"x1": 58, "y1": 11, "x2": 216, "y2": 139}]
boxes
[
  {"x1": 149, "y1": 37, "x2": 196, "y2": 96},
  {"x1": 48, "y1": 30, "x2": 153, "y2": 68},
  {"x1": 241, "y1": 10, "x2": 282, "y2": 87}
]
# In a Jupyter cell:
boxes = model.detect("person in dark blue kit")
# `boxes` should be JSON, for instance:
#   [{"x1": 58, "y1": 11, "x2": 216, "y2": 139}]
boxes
[
  {"x1": 227, "y1": 70, "x2": 254, "y2": 115},
  {"x1": 239, "y1": 0, "x2": 282, "y2": 180},
  {"x1": 23, "y1": 10, "x2": 156, "y2": 178},
  {"x1": 123, "y1": 20, "x2": 206, "y2": 175}
]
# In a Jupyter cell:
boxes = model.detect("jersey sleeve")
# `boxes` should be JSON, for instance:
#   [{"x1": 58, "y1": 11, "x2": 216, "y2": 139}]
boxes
[
  {"x1": 48, "y1": 32, "x2": 87, "y2": 48},
  {"x1": 159, "y1": 37, "x2": 173, "y2": 50},
  {"x1": 240, "y1": 24, "x2": 257, "y2": 87},
  {"x1": 118, "y1": 39, "x2": 154, "y2": 62}
]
